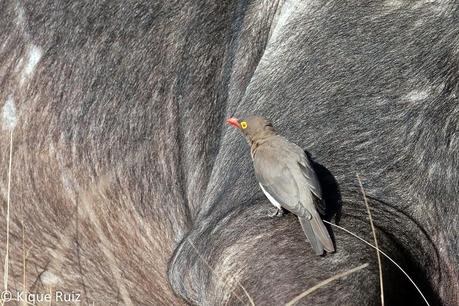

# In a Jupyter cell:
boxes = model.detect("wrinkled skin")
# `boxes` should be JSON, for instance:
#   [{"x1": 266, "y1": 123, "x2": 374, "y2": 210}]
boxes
[{"x1": 0, "y1": 0, "x2": 457, "y2": 305}]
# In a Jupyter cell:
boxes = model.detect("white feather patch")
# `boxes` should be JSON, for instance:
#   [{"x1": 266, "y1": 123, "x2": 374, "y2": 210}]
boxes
[{"x1": 259, "y1": 183, "x2": 282, "y2": 209}]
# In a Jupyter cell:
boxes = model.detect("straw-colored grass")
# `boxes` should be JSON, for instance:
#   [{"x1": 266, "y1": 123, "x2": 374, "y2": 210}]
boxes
[
  {"x1": 323, "y1": 221, "x2": 430, "y2": 306},
  {"x1": 357, "y1": 173, "x2": 384, "y2": 305},
  {"x1": 2, "y1": 130, "x2": 14, "y2": 306},
  {"x1": 285, "y1": 263, "x2": 369, "y2": 306}
]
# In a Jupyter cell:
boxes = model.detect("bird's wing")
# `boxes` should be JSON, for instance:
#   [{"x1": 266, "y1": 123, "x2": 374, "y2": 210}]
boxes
[
  {"x1": 297, "y1": 154, "x2": 326, "y2": 215},
  {"x1": 284, "y1": 141, "x2": 325, "y2": 212},
  {"x1": 298, "y1": 157, "x2": 322, "y2": 200},
  {"x1": 254, "y1": 143, "x2": 334, "y2": 254},
  {"x1": 254, "y1": 140, "x2": 326, "y2": 216},
  {"x1": 253, "y1": 148, "x2": 305, "y2": 216}
]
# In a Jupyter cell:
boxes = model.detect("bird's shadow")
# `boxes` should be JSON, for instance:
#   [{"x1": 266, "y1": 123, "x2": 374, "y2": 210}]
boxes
[
  {"x1": 304, "y1": 150, "x2": 342, "y2": 224},
  {"x1": 305, "y1": 150, "x2": 342, "y2": 252}
]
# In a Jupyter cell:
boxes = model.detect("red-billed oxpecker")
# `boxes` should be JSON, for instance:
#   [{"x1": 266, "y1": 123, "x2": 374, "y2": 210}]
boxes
[{"x1": 227, "y1": 116, "x2": 334, "y2": 255}]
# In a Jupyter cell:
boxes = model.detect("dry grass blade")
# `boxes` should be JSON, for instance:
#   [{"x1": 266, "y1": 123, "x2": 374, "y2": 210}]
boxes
[
  {"x1": 356, "y1": 173, "x2": 384, "y2": 306},
  {"x1": 323, "y1": 220, "x2": 430, "y2": 306},
  {"x1": 21, "y1": 199, "x2": 34, "y2": 306},
  {"x1": 2, "y1": 130, "x2": 14, "y2": 306},
  {"x1": 285, "y1": 263, "x2": 369, "y2": 306},
  {"x1": 186, "y1": 239, "x2": 255, "y2": 306}
]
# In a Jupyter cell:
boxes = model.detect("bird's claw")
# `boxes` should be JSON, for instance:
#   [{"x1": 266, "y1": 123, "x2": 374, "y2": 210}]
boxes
[{"x1": 268, "y1": 208, "x2": 284, "y2": 218}]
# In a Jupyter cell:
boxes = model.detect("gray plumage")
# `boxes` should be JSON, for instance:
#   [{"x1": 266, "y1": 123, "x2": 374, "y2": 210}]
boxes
[{"x1": 227, "y1": 116, "x2": 334, "y2": 255}]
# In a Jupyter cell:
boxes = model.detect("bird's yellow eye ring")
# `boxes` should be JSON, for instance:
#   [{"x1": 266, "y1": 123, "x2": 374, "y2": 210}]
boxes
[{"x1": 241, "y1": 121, "x2": 247, "y2": 129}]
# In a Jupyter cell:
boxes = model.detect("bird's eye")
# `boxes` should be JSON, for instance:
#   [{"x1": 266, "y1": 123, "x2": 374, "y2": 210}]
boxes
[{"x1": 241, "y1": 121, "x2": 247, "y2": 129}]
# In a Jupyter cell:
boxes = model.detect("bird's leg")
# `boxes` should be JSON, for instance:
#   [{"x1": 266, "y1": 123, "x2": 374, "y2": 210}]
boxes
[{"x1": 268, "y1": 207, "x2": 284, "y2": 218}]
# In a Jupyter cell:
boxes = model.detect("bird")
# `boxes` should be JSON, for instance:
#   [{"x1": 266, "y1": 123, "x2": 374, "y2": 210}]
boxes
[{"x1": 227, "y1": 115, "x2": 335, "y2": 255}]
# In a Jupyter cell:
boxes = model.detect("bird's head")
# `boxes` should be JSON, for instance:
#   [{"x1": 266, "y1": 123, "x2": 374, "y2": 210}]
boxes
[{"x1": 226, "y1": 116, "x2": 275, "y2": 142}]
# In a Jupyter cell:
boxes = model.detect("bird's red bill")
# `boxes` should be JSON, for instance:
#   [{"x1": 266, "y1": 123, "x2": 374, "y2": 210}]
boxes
[{"x1": 227, "y1": 117, "x2": 241, "y2": 129}]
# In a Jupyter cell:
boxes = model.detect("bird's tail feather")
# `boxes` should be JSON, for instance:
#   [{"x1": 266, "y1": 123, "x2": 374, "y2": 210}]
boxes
[{"x1": 298, "y1": 215, "x2": 335, "y2": 255}]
